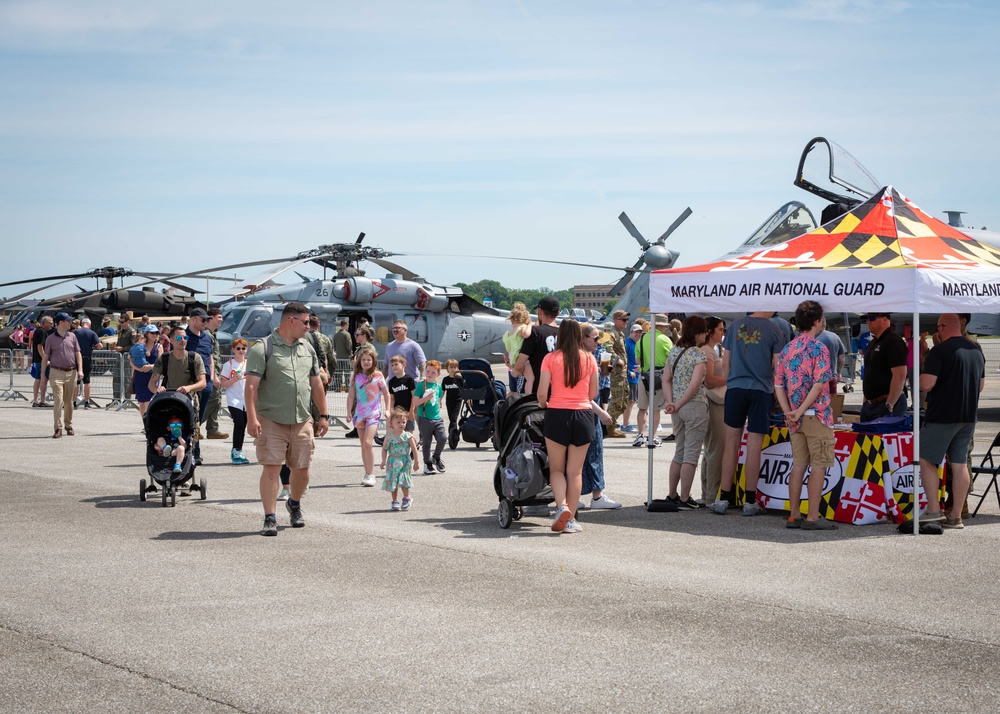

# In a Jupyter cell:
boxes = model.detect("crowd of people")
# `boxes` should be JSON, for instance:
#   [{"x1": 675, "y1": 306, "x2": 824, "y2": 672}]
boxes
[{"x1": 7, "y1": 295, "x2": 990, "y2": 536}]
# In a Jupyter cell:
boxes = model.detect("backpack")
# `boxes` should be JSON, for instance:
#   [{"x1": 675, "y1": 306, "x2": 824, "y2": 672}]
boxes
[{"x1": 156, "y1": 351, "x2": 198, "y2": 388}]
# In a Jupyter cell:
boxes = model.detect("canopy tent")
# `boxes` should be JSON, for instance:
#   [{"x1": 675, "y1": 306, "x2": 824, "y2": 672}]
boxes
[{"x1": 647, "y1": 186, "x2": 999, "y2": 531}]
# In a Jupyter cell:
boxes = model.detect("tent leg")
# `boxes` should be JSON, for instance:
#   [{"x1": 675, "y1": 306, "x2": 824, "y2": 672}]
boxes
[{"x1": 912, "y1": 311, "x2": 920, "y2": 536}]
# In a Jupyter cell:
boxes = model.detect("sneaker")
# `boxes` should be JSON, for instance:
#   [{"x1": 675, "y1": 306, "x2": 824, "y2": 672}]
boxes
[
  {"x1": 676, "y1": 497, "x2": 701, "y2": 511},
  {"x1": 194, "y1": 457, "x2": 203, "y2": 466},
  {"x1": 664, "y1": 434, "x2": 675, "y2": 442},
  {"x1": 590, "y1": 494, "x2": 622, "y2": 509},
  {"x1": 631, "y1": 434, "x2": 645, "y2": 448},
  {"x1": 231, "y1": 449, "x2": 240, "y2": 464},
  {"x1": 551, "y1": 505, "x2": 572, "y2": 532},
  {"x1": 742, "y1": 501, "x2": 767, "y2": 517},
  {"x1": 345, "y1": 427, "x2": 359, "y2": 438},
  {"x1": 391, "y1": 500, "x2": 401, "y2": 511},
  {"x1": 651, "y1": 437, "x2": 662, "y2": 447},
  {"x1": 162, "y1": 446, "x2": 172, "y2": 459},
  {"x1": 921, "y1": 511, "x2": 946, "y2": 524},
  {"x1": 564, "y1": 519, "x2": 583, "y2": 533},
  {"x1": 622, "y1": 425, "x2": 636, "y2": 432},
  {"x1": 207, "y1": 432, "x2": 229, "y2": 439},
  {"x1": 707, "y1": 499, "x2": 729, "y2": 515},
  {"x1": 423, "y1": 465, "x2": 436, "y2": 475},
  {"x1": 277, "y1": 488, "x2": 290, "y2": 501},
  {"x1": 173, "y1": 463, "x2": 182, "y2": 473},
  {"x1": 179, "y1": 486, "x2": 192, "y2": 496},
  {"x1": 236, "y1": 450, "x2": 250, "y2": 464},
  {"x1": 286, "y1": 500, "x2": 305, "y2": 528},
  {"x1": 401, "y1": 496, "x2": 412, "y2": 510},
  {"x1": 260, "y1": 516, "x2": 278, "y2": 536},
  {"x1": 434, "y1": 457, "x2": 446, "y2": 473},
  {"x1": 362, "y1": 474, "x2": 377, "y2": 487},
  {"x1": 942, "y1": 516, "x2": 964, "y2": 529}
]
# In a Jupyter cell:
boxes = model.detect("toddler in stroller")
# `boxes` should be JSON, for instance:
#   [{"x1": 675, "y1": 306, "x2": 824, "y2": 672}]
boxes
[
  {"x1": 155, "y1": 417, "x2": 187, "y2": 473},
  {"x1": 492, "y1": 392, "x2": 553, "y2": 528},
  {"x1": 140, "y1": 390, "x2": 206, "y2": 507}
]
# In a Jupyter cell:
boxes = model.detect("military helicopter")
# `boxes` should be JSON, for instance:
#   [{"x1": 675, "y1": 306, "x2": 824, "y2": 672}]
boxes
[
  {"x1": 210, "y1": 234, "x2": 650, "y2": 362},
  {"x1": 0, "y1": 266, "x2": 234, "y2": 348}
]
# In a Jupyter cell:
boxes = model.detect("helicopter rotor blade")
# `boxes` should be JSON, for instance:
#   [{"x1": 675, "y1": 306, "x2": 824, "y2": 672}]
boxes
[
  {"x1": 1, "y1": 277, "x2": 94, "y2": 304},
  {"x1": 655, "y1": 207, "x2": 693, "y2": 244},
  {"x1": 0, "y1": 272, "x2": 94, "y2": 290},
  {"x1": 609, "y1": 256, "x2": 645, "y2": 296},
  {"x1": 368, "y1": 257, "x2": 423, "y2": 282},
  {"x1": 618, "y1": 212, "x2": 650, "y2": 249},
  {"x1": 355, "y1": 232, "x2": 366, "y2": 245},
  {"x1": 470, "y1": 255, "x2": 650, "y2": 275}
]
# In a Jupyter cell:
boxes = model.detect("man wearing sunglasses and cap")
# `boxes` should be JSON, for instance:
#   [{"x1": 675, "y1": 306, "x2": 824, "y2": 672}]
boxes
[{"x1": 860, "y1": 313, "x2": 908, "y2": 422}]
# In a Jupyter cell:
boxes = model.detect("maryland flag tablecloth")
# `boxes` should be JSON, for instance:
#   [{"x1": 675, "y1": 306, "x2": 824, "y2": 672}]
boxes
[{"x1": 734, "y1": 427, "x2": 943, "y2": 525}]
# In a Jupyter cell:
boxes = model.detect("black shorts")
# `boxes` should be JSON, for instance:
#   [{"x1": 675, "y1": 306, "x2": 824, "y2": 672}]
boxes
[
  {"x1": 723, "y1": 387, "x2": 773, "y2": 434},
  {"x1": 81, "y1": 356, "x2": 93, "y2": 385},
  {"x1": 542, "y1": 408, "x2": 596, "y2": 447}
]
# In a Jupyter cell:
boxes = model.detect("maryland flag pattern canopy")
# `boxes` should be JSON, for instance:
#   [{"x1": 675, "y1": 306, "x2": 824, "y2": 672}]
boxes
[{"x1": 650, "y1": 186, "x2": 1000, "y2": 314}]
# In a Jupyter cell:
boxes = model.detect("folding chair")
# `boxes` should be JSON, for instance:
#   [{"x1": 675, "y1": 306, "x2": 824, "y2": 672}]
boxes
[{"x1": 970, "y1": 430, "x2": 1000, "y2": 517}]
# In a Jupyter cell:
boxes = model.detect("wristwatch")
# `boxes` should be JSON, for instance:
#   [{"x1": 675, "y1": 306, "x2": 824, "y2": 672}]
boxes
[{"x1": 319, "y1": 414, "x2": 330, "y2": 420}]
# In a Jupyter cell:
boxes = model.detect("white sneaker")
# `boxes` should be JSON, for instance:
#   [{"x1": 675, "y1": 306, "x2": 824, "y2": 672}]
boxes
[
  {"x1": 551, "y1": 505, "x2": 572, "y2": 532},
  {"x1": 742, "y1": 501, "x2": 767, "y2": 517},
  {"x1": 277, "y1": 488, "x2": 290, "y2": 501},
  {"x1": 632, "y1": 434, "x2": 645, "y2": 448},
  {"x1": 591, "y1": 494, "x2": 622, "y2": 509},
  {"x1": 564, "y1": 519, "x2": 583, "y2": 533},
  {"x1": 577, "y1": 500, "x2": 588, "y2": 511},
  {"x1": 362, "y1": 474, "x2": 377, "y2": 487},
  {"x1": 707, "y1": 498, "x2": 728, "y2": 514}
]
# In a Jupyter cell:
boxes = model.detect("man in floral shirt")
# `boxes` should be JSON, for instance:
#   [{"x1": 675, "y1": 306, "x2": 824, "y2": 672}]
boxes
[{"x1": 774, "y1": 300, "x2": 836, "y2": 530}]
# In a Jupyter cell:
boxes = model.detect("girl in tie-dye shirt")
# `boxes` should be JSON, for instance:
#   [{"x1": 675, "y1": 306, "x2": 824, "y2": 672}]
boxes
[{"x1": 347, "y1": 344, "x2": 390, "y2": 485}]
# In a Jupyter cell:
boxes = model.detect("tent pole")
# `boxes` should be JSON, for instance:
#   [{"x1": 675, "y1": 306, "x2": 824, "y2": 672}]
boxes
[
  {"x1": 647, "y1": 326, "x2": 655, "y2": 506},
  {"x1": 912, "y1": 311, "x2": 920, "y2": 537}
]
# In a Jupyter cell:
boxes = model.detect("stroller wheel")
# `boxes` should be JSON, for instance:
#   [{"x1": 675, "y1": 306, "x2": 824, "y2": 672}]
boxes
[
  {"x1": 497, "y1": 499, "x2": 513, "y2": 529},
  {"x1": 140, "y1": 479, "x2": 147, "y2": 502},
  {"x1": 513, "y1": 506, "x2": 523, "y2": 521},
  {"x1": 199, "y1": 477, "x2": 207, "y2": 501},
  {"x1": 170, "y1": 487, "x2": 177, "y2": 508},
  {"x1": 161, "y1": 485, "x2": 168, "y2": 508}
]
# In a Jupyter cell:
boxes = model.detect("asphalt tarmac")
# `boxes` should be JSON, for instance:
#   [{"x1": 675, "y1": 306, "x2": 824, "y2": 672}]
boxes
[{"x1": 3, "y1": 377, "x2": 1000, "y2": 713}]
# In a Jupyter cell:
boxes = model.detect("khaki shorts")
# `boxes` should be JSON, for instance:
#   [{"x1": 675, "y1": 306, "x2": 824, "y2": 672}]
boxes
[
  {"x1": 636, "y1": 380, "x2": 666, "y2": 410},
  {"x1": 789, "y1": 415, "x2": 835, "y2": 469},
  {"x1": 255, "y1": 415, "x2": 315, "y2": 469}
]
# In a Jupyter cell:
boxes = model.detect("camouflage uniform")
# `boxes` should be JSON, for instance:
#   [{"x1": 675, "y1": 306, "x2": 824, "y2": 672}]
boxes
[
  {"x1": 607, "y1": 326, "x2": 629, "y2": 423},
  {"x1": 308, "y1": 330, "x2": 335, "y2": 428},
  {"x1": 205, "y1": 329, "x2": 225, "y2": 435}
]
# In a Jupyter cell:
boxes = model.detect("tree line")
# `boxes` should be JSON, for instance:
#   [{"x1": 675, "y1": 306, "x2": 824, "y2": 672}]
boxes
[{"x1": 455, "y1": 280, "x2": 575, "y2": 312}]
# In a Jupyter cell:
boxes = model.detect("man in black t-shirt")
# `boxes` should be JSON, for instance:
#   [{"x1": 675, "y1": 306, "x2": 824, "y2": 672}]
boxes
[
  {"x1": 513, "y1": 295, "x2": 560, "y2": 397},
  {"x1": 31, "y1": 316, "x2": 53, "y2": 407},
  {"x1": 860, "y1": 313, "x2": 908, "y2": 421},
  {"x1": 918, "y1": 314, "x2": 985, "y2": 529}
]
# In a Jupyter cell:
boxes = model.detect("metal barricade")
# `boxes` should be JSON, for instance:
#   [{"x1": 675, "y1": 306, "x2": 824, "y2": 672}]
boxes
[
  {"x1": 87, "y1": 350, "x2": 137, "y2": 410},
  {"x1": 0, "y1": 349, "x2": 27, "y2": 401},
  {"x1": 9, "y1": 349, "x2": 33, "y2": 402}
]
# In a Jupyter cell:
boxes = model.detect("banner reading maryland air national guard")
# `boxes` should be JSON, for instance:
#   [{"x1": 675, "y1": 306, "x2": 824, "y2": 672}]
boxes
[{"x1": 649, "y1": 186, "x2": 1000, "y2": 315}]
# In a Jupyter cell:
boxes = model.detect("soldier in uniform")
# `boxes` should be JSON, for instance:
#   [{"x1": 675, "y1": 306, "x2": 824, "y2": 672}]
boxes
[
  {"x1": 605, "y1": 309, "x2": 630, "y2": 438},
  {"x1": 307, "y1": 315, "x2": 336, "y2": 430},
  {"x1": 205, "y1": 307, "x2": 229, "y2": 440}
]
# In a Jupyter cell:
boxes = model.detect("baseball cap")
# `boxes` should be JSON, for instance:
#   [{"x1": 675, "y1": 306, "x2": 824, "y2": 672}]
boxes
[
  {"x1": 188, "y1": 307, "x2": 209, "y2": 319},
  {"x1": 630, "y1": 323, "x2": 643, "y2": 332},
  {"x1": 533, "y1": 295, "x2": 560, "y2": 314},
  {"x1": 612, "y1": 309, "x2": 630, "y2": 320},
  {"x1": 142, "y1": 324, "x2": 160, "y2": 334},
  {"x1": 863, "y1": 313, "x2": 890, "y2": 320},
  {"x1": 54, "y1": 312, "x2": 72, "y2": 323}
]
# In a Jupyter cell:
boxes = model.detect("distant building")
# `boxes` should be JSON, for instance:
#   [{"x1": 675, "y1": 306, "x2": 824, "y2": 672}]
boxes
[{"x1": 573, "y1": 282, "x2": 631, "y2": 312}]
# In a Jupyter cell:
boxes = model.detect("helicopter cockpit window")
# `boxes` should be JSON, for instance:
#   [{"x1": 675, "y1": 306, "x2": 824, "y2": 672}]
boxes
[
  {"x1": 243, "y1": 308, "x2": 273, "y2": 339},
  {"x1": 221, "y1": 308, "x2": 246, "y2": 335}
]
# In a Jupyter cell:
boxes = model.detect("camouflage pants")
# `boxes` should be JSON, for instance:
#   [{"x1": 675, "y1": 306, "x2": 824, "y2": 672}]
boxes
[{"x1": 608, "y1": 374, "x2": 629, "y2": 421}]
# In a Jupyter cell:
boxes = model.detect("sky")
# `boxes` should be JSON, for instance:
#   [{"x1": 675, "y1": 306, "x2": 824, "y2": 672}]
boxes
[{"x1": 2, "y1": 0, "x2": 999, "y2": 302}]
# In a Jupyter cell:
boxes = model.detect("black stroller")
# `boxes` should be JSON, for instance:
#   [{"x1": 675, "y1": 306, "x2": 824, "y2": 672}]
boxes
[
  {"x1": 139, "y1": 390, "x2": 206, "y2": 507},
  {"x1": 452, "y1": 358, "x2": 506, "y2": 449},
  {"x1": 492, "y1": 392, "x2": 553, "y2": 529}
]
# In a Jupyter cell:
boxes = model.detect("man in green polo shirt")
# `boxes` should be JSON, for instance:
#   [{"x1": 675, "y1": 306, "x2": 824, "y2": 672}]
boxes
[
  {"x1": 245, "y1": 302, "x2": 329, "y2": 536},
  {"x1": 634, "y1": 314, "x2": 673, "y2": 448}
]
